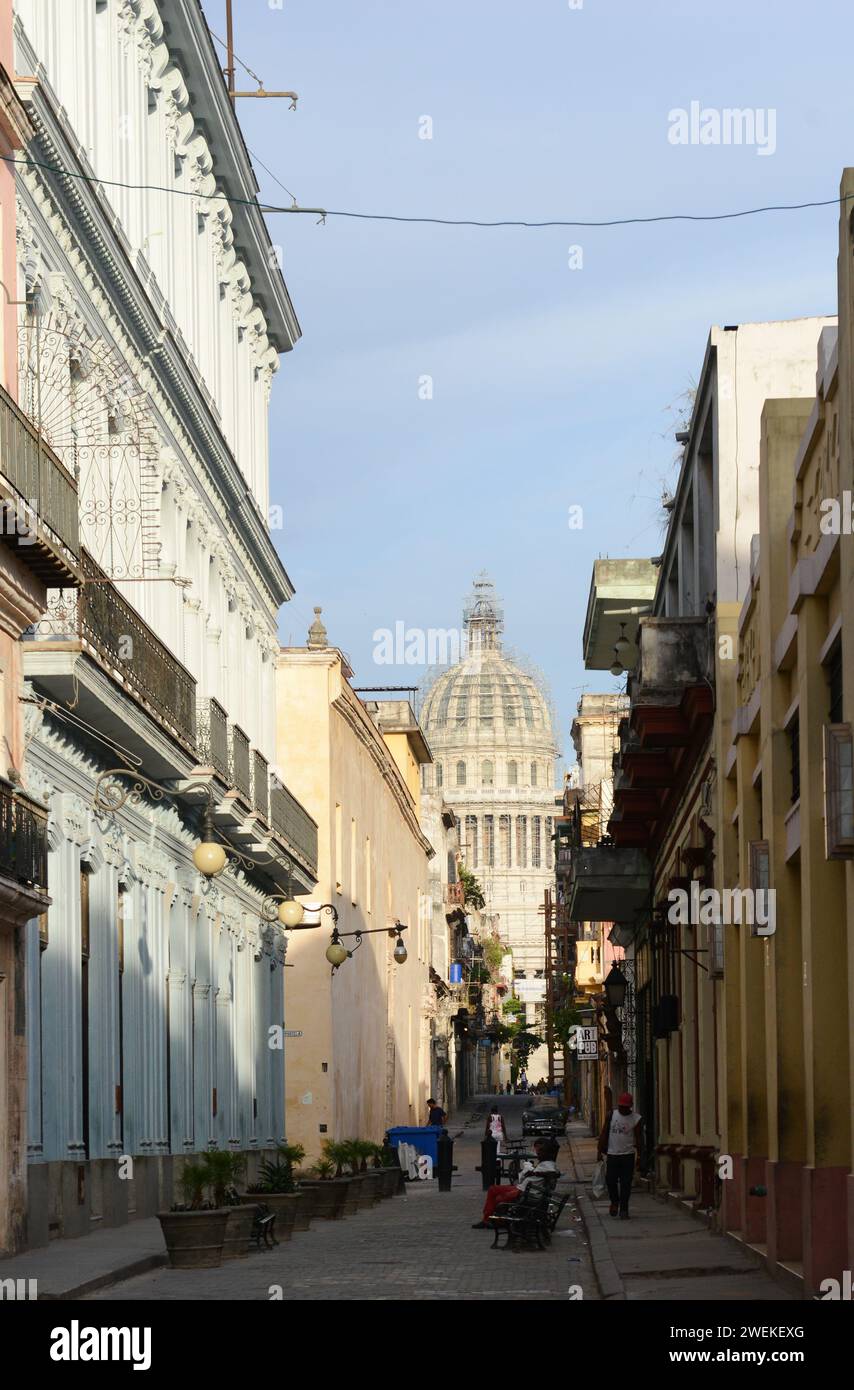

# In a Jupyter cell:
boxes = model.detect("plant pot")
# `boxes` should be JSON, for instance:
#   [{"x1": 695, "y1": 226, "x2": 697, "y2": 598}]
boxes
[
  {"x1": 339, "y1": 1175, "x2": 361, "y2": 1215},
  {"x1": 298, "y1": 1179, "x2": 349, "y2": 1220},
  {"x1": 361, "y1": 1170, "x2": 386, "y2": 1205},
  {"x1": 157, "y1": 1209, "x2": 230, "y2": 1270},
  {"x1": 365, "y1": 1169, "x2": 390, "y2": 1200},
  {"x1": 222, "y1": 1204, "x2": 256, "y2": 1261},
  {"x1": 293, "y1": 1186, "x2": 316, "y2": 1230},
  {"x1": 383, "y1": 1164, "x2": 405, "y2": 1196},
  {"x1": 239, "y1": 1191, "x2": 302, "y2": 1241}
]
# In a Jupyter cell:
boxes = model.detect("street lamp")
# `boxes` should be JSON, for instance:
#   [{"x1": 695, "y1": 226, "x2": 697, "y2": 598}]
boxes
[
  {"x1": 604, "y1": 962, "x2": 628, "y2": 1009},
  {"x1": 94, "y1": 768, "x2": 260, "y2": 880}
]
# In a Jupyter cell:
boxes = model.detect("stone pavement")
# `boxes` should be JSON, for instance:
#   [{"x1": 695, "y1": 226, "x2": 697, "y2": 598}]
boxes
[
  {"x1": 83, "y1": 1095, "x2": 598, "y2": 1302},
  {"x1": 569, "y1": 1122, "x2": 795, "y2": 1301},
  {"x1": 0, "y1": 1215, "x2": 166, "y2": 1300}
]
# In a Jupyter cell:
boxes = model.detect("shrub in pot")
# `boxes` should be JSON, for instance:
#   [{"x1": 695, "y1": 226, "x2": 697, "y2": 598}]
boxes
[
  {"x1": 298, "y1": 1156, "x2": 350, "y2": 1220},
  {"x1": 325, "y1": 1140, "x2": 363, "y2": 1215},
  {"x1": 157, "y1": 1159, "x2": 230, "y2": 1270},
  {"x1": 204, "y1": 1151, "x2": 254, "y2": 1262},
  {"x1": 240, "y1": 1148, "x2": 305, "y2": 1241}
]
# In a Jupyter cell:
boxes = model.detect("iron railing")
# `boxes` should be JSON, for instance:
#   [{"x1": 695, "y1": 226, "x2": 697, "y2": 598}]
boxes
[
  {"x1": 230, "y1": 725, "x2": 252, "y2": 803},
  {"x1": 197, "y1": 697, "x2": 229, "y2": 780},
  {"x1": 0, "y1": 782, "x2": 48, "y2": 892},
  {"x1": 26, "y1": 552, "x2": 197, "y2": 750},
  {"x1": 0, "y1": 380, "x2": 79, "y2": 559},
  {"x1": 253, "y1": 750, "x2": 269, "y2": 822},
  {"x1": 270, "y1": 777, "x2": 318, "y2": 876}
]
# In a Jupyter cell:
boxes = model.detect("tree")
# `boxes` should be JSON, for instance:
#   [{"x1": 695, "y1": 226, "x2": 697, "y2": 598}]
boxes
[{"x1": 457, "y1": 862, "x2": 485, "y2": 910}]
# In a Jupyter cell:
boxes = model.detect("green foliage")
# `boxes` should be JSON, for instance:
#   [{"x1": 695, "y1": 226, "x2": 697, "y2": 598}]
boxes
[
  {"x1": 322, "y1": 1139, "x2": 354, "y2": 1177},
  {"x1": 255, "y1": 1158, "x2": 296, "y2": 1194},
  {"x1": 457, "y1": 863, "x2": 485, "y2": 910},
  {"x1": 200, "y1": 1150, "x2": 245, "y2": 1206},
  {"x1": 502, "y1": 996, "x2": 523, "y2": 1015},
  {"x1": 179, "y1": 1161, "x2": 208, "y2": 1210},
  {"x1": 511, "y1": 1030, "x2": 546, "y2": 1063},
  {"x1": 309, "y1": 1158, "x2": 336, "y2": 1180},
  {"x1": 276, "y1": 1142, "x2": 306, "y2": 1168},
  {"x1": 553, "y1": 1005, "x2": 583, "y2": 1048},
  {"x1": 482, "y1": 937, "x2": 506, "y2": 972}
]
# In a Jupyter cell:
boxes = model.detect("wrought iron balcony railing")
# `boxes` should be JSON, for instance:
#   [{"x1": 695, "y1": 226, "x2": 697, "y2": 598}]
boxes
[
  {"x1": 270, "y1": 776, "x2": 318, "y2": 876},
  {"x1": 230, "y1": 725, "x2": 252, "y2": 804},
  {"x1": 0, "y1": 380, "x2": 80, "y2": 577},
  {"x1": 197, "y1": 697, "x2": 229, "y2": 780},
  {"x1": 25, "y1": 551, "x2": 197, "y2": 751},
  {"x1": 253, "y1": 749, "x2": 270, "y2": 823},
  {"x1": 0, "y1": 781, "x2": 48, "y2": 893}
]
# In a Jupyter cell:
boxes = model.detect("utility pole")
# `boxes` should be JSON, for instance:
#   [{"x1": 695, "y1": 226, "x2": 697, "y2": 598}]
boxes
[{"x1": 223, "y1": 0, "x2": 298, "y2": 109}]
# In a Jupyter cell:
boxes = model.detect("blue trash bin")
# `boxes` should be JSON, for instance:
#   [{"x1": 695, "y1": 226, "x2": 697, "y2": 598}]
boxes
[{"x1": 386, "y1": 1126, "x2": 442, "y2": 1168}]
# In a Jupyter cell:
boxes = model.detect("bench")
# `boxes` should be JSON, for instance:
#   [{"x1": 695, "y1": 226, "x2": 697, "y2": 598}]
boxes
[
  {"x1": 248, "y1": 1203, "x2": 278, "y2": 1251},
  {"x1": 487, "y1": 1173, "x2": 562, "y2": 1250}
]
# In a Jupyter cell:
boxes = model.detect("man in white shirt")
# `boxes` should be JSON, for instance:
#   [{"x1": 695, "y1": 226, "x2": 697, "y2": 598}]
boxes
[{"x1": 597, "y1": 1092, "x2": 642, "y2": 1219}]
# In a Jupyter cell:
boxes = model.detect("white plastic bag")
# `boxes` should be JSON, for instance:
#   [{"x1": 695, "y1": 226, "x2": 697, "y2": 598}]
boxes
[{"x1": 591, "y1": 1158, "x2": 607, "y2": 1200}]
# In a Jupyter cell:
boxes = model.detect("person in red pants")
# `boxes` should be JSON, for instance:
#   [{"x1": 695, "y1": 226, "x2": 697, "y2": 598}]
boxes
[{"x1": 472, "y1": 1139, "x2": 559, "y2": 1228}]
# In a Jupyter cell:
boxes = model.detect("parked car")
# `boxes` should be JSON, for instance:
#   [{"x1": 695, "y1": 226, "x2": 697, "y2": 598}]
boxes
[{"x1": 522, "y1": 1106, "x2": 568, "y2": 1138}]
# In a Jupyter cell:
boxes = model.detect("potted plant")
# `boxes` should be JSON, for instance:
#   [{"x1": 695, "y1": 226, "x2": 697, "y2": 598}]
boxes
[
  {"x1": 379, "y1": 1138, "x2": 405, "y2": 1196},
  {"x1": 203, "y1": 1151, "x2": 254, "y2": 1262},
  {"x1": 157, "y1": 1159, "x2": 230, "y2": 1269},
  {"x1": 363, "y1": 1141, "x2": 392, "y2": 1200},
  {"x1": 298, "y1": 1155, "x2": 351, "y2": 1220},
  {"x1": 239, "y1": 1144, "x2": 307, "y2": 1241},
  {"x1": 324, "y1": 1140, "x2": 363, "y2": 1215}
]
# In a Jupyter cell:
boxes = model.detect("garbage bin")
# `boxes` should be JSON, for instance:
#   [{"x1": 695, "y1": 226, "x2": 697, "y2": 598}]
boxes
[{"x1": 386, "y1": 1126, "x2": 442, "y2": 1169}]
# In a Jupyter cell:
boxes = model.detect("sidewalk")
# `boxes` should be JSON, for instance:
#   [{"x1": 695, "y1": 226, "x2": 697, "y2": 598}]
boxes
[
  {"x1": 568, "y1": 1123, "x2": 794, "y2": 1302},
  {"x1": 0, "y1": 1218, "x2": 166, "y2": 1300}
]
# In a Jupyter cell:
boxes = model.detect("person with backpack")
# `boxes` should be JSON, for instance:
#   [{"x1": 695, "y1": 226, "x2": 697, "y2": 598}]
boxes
[{"x1": 597, "y1": 1091, "x2": 643, "y2": 1219}]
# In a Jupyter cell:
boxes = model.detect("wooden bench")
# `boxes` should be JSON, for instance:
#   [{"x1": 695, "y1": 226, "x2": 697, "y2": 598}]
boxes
[{"x1": 487, "y1": 1173, "x2": 561, "y2": 1250}]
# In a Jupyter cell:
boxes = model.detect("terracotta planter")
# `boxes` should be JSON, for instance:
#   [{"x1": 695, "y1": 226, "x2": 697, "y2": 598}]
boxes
[
  {"x1": 222, "y1": 1204, "x2": 256, "y2": 1261},
  {"x1": 298, "y1": 1179, "x2": 350, "y2": 1219},
  {"x1": 239, "y1": 1191, "x2": 302, "y2": 1241},
  {"x1": 157, "y1": 1209, "x2": 230, "y2": 1269}
]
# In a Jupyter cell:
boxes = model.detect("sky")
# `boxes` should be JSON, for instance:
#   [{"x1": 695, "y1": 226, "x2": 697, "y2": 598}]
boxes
[{"x1": 204, "y1": 0, "x2": 852, "y2": 767}]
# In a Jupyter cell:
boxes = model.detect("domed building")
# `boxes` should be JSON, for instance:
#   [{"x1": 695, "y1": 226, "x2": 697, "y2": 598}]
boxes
[{"x1": 420, "y1": 577, "x2": 560, "y2": 1068}]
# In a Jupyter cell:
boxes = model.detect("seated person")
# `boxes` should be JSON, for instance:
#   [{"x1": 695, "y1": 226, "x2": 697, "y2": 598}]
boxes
[{"x1": 472, "y1": 1138, "x2": 560, "y2": 1228}]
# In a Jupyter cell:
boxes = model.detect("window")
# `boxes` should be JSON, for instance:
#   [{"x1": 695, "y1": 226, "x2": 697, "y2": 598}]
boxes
[
  {"x1": 484, "y1": 815, "x2": 495, "y2": 867},
  {"x1": 516, "y1": 816, "x2": 527, "y2": 868},
  {"x1": 350, "y1": 818, "x2": 357, "y2": 904},
  {"x1": 531, "y1": 762, "x2": 538, "y2": 787},
  {"x1": 456, "y1": 761, "x2": 467, "y2": 787},
  {"x1": 545, "y1": 817, "x2": 554, "y2": 869},
  {"x1": 436, "y1": 762, "x2": 443, "y2": 788},
  {"x1": 366, "y1": 837, "x2": 372, "y2": 914},
  {"x1": 335, "y1": 804, "x2": 342, "y2": 893},
  {"x1": 827, "y1": 641, "x2": 843, "y2": 723},
  {"x1": 531, "y1": 817, "x2": 542, "y2": 868},
  {"x1": 465, "y1": 815, "x2": 478, "y2": 867},
  {"x1": 480, "y1": 686, "x2": 494, "y2": 726},
  {"x1": 788, "y1": 715, "x2": 800, "y2": 803},
  {"x1": 507, "y1": 760, "x2": 518, "y2": 786},
  {"x1": 499, "y1": 815, "x2": 511, "y2": 868},
  {"x1": 456, "y1": 695, "x2": 468, "y2": 725},
  {"x1": 748, "y1": 840, "x2": 770, "y2": 938},
  {"x1": 482, "y1": 760, "x2": 494, "y2": 787},
  {"x1": 824, "y1": 723, "x2": 854, "y2": 858}
]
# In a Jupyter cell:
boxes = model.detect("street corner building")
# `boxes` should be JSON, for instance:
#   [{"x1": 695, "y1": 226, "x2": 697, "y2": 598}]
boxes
[
  {"x1": 565, "y1": 303, "x2": 854, "y2": 1296},
  {"x1": 0, "y1": 0, "x2": 319, "y2": 1253},
  {"x1": 275, "y1": 622, "x2": 440, "y2": 1162}
]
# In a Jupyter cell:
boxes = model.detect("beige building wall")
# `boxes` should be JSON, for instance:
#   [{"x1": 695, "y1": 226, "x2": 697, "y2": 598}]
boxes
[{"x1": 276, "y1": 645, "x2": 435, "y2": 1162}]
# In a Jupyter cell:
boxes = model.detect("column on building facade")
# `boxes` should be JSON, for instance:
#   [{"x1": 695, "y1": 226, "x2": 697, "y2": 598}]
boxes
[
  {"x1": 39, "y1": 797, "x2": 87, "y2": 1164},
  {"x1": 83, "y1": 832, "x2": 122, "y2": 1163},
  {"x1": 167, "y1": 882, "x2": 196, "y2": 1153}
]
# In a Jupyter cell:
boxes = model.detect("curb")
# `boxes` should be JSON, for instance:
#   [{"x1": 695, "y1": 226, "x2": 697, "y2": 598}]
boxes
[
  {"x1": 576, "y1": 1191, "x2": 626, "y2": 1301},
  {"x1": 39, "y1": 1252, "x2": 168, "y2": 1301}
]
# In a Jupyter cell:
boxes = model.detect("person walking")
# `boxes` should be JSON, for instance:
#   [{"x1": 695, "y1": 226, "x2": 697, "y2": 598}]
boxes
[
  {"x1": 485, "y1": 1107, "x2": 508, "y2": 1155},
  {"x1": 597, "y1": 1091, "x2": 642, "y2": 1219},
  {"x1": 427, "y1": 1097, "x2": 447, "y2": 1127},
  {"x1": 472, "y1": 1138, "x2": 560, "y2": 1227}
]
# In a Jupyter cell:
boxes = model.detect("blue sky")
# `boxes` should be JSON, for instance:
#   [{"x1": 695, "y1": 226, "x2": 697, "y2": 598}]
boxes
[{"x1": 205, "y1": 0, "x2": 851, "y2": 766}]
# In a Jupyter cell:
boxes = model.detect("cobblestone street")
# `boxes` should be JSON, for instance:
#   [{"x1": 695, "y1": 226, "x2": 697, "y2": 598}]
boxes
[{"x1": 85, "y1": 1098, "x2": 598, "y2": 1303}]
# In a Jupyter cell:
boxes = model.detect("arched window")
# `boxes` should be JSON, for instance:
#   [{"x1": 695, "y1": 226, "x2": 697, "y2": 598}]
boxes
[
  {"x1": 436, "y1": 761, "x2": 443, "y2": 788},
  {"x1": 530, "y1": 761, "x2": 538, "y2": 787},
  {"x1": 482, "y1": 760, "x2": 494, "y2": 787},
  {"x1": 507, "y1": 760, "x2": 518, "y2": 786},
  {"x1": 456, "y1": 761, "x2": 467, "y2": 787}
]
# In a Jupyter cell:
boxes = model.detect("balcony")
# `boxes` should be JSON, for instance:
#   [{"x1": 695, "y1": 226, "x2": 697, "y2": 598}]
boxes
[
  {"x1": 229, "y1": 725, "x2": 252, "y2": 804},
  {"x1": 566, "y1": 844, "x2": 651, "y2": 926},
  {"x1": 253, "y1": 750, "x2": 270, "y2": 823},
  {"x1": 0, "y1": 381, "x2": 81, "y2": 584},
  {"x1": 270, "y1": 777, "x2": 318, "y2": 878},
  {"x1": 24, "y1": 551, "x2": 198, "y2": 775},
  {"x1": 608, "y1": 618, "x2": 715, "y2": 849},
  {"x1": 197, "y1": 697, "x2": 229, "y2": 781},
  {"x1": 0, "y1": 781, "x2": 48, "y2": 893}
]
